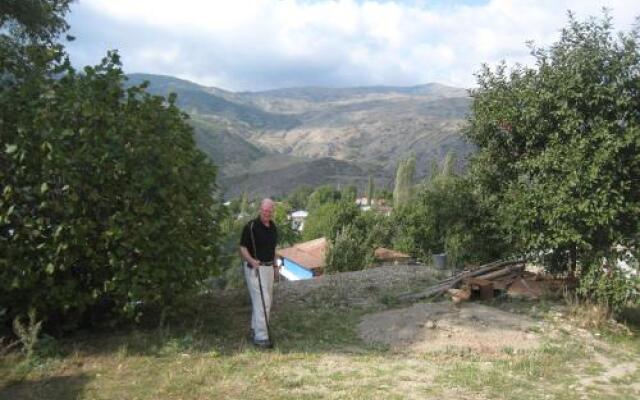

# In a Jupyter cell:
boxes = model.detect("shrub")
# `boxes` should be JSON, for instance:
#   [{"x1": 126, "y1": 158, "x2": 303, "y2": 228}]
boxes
[
  {"x1": 325, "y1": 224, "x2": 373, "y2": 273},
  {"x1": 302, "y1": 200, "x2": 360, "y2": 242},
  {"x1": 390, "y1": 175, "x2": 507, "y2": 265},
  {"x1": 578, "y1": 260, "x2": 640, "y2": 314},
  {"x1": 1, "y1": 11, "x2": 221, "y2": 331}
]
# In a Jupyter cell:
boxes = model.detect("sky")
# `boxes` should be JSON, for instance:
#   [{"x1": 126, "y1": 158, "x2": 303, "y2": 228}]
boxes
[{"x1": 65, "y1": 0, "x2": 640, "y2": 92}]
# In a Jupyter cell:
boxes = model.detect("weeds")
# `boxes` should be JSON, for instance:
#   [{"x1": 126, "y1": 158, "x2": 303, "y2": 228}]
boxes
[
  {"x1": 0, "y1": 336, "x2": 20, "y2": 358},
  {"x1": 12, "y1": 309, "x2": 43, "y2": 359},
  {"x1": 563, "y1": 290, "x2": 632, "y2": 335}
]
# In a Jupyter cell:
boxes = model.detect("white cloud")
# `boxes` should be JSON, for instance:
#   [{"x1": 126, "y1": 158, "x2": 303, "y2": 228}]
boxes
[{"x1": 66, "y1": 0, "x2": 640, "y2": 90}]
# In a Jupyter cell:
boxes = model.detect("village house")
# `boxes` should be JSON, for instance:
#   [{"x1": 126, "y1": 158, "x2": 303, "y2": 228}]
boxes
[
  {"x1": 289, "y1": 210, "x2": 308, "y2": 232},
  {"x1": 277, "y1": 237, "x2": 327, "y2": 280}
]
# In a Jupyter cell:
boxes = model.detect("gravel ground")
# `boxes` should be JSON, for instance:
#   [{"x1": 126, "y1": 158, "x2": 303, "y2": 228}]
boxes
[{"x1": 273, "y1": 263, "x2": 444, "y2": 307}]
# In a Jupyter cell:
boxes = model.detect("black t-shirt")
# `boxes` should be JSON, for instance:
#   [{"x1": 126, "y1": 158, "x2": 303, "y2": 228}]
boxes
[{"x1": 240, "y1": 218, "x2": 278, "y2": 263}]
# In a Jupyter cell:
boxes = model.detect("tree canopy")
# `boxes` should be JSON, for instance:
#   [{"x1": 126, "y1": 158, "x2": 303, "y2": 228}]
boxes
[
  {"x1": 467, "y1": 12, "x2": 640, "y2": 273},
  {"x1": 1, "y1": 1, "x2": 221, "y2": 331}
]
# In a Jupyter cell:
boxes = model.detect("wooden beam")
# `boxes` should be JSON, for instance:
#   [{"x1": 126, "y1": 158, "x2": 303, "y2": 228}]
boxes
[{"x1": 397, "y1": 260, "x2": 523, "y2": 302}]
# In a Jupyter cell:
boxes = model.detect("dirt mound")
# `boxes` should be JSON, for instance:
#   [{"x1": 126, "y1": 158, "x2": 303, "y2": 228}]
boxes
[
  {"x1": 358, "y1": 302, "x2": 542, "y2": 354},
  {"x1": 275, "y1": 264, "x2": 440, "y2": 307}
]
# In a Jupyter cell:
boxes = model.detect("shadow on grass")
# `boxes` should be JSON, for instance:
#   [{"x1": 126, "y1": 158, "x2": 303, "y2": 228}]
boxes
[
  {"x1": 621, "y1": 306, "x2": 640, "y2": 330},
  {"x1": 54, "y1": 285, "x2": 390, "y2": 360},
  {"x1": 0, "y1": 373, "x2": 90, "y2": 400}
]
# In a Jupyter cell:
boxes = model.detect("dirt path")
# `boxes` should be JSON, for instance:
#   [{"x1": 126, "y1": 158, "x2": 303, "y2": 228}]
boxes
[{"x1": 575, "y1": 351, "x2": 640, "y2": 397}]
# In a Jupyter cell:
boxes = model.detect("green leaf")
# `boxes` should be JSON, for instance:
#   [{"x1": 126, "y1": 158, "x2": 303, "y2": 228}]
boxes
[
  {"x1": 5, "y1": 144, "x2": 17, "y2": 154},
  {"x1": 54, "y1": 225, "x2": 63, "y2": 238},
  {"x1": 45, "y1": 263, "x2": 55, "y2": 274}
]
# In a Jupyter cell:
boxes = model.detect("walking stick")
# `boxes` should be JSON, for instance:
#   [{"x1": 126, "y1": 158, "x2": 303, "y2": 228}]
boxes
[
  {"x1": 250, "y1": 222, "x2": 274, "y2": 347},
  {"x1": 255, "y1": 267, "x2": 273, "y2": 345}
]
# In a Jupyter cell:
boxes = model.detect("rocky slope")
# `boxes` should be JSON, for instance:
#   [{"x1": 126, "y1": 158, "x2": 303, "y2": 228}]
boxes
[{"x1": 127, "y1": 74, "x2": 474, "y2": 198}]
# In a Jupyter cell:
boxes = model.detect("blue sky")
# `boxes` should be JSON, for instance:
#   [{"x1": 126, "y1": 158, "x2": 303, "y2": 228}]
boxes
[{"x1": 65, "y1": 0, "x2": 639, "y2": 91}]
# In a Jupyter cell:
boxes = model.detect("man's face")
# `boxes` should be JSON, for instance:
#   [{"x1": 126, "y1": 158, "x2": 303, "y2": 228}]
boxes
[{"x1": 260, "y1": 203, "x2": 274, "y2": 223}]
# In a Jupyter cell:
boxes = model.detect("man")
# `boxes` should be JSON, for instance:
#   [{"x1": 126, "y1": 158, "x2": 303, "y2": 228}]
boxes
[{"x1": 239, "y1": 198, "x2": 279, "y2": 348}]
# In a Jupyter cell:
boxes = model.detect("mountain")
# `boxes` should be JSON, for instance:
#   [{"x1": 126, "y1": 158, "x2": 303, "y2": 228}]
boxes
[
  {"x1": 220, "y1": 157, "x2": 382, "y2": 199},
  {"x1": 127, "y1": 74, "x2": 300, "y2": 130},
  {"x1": 126, "y1": 73, "x2": 473, "y2": 199}
]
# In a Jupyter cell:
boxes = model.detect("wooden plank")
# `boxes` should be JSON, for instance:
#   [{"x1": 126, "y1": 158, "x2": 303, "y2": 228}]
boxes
[
  {"x1": 397, "y1": 260, "x2": 523, "y2": 302},
  {"x1": 474, "y1": 263, "x2": 524, "y2": 281}
]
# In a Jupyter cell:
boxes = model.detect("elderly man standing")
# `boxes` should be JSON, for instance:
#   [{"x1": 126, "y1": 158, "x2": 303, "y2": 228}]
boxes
[{"x1": 239, "y1": 198, "x2": 279, "y2": 348}]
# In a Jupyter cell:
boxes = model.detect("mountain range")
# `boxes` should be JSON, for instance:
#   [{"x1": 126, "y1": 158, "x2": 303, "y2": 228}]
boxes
[{"x1": 126, "y1": 73, "x2": 474, "y2": 199}]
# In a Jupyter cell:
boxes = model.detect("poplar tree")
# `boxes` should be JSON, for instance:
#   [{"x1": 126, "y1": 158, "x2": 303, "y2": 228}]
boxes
[
  {"x1": 367, "y1": 175, "x2": 374, "y2": 206},
  {"x1": 393, "y1": 153, "x2": 416, "y2": 209}
]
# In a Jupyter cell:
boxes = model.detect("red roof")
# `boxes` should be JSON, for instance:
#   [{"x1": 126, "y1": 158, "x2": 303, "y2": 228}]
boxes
[{"x1": 277, "y1": 237, "x2": 328, "y2": 270}]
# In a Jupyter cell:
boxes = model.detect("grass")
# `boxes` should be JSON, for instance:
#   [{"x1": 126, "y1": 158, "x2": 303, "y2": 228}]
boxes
[{"x1": 1, "y1": 281, "x2": 639, "y2": 400}]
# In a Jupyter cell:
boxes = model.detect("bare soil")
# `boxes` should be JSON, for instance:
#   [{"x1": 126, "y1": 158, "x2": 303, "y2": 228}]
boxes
[{"x1": 358, "y1": 302, "x2": 542, "y2": 354}]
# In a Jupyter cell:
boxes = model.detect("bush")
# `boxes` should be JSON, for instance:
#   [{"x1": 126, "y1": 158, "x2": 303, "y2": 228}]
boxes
[
  {"x1": 390, "y1": 175, "x2": 507, "y2": 265},
  {"x1": 273, "y1": 201, "x2": 299, "y2": 247},
  {"x1": 302, "y1": 200, "x2": 360, "y2": 242},
  {"x1": 216, "y1": 210, "x2": 248, "y2": 289},
  {"x1": 578, "y1": 261, "x2": 640, "y2": 314},
  {"x1": 1, "y1": 46, "x2": 221, "y2": 331},
  {"x1": 325, "y1": 224, "x2": 373, "y2": 273},
  {"x1": 306, "y1": 185, "x2": 342, "y2": 212}
]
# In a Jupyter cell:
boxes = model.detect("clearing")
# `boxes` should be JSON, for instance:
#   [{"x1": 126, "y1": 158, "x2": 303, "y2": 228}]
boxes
[{"x1": 1, "y1": 264, "x2": 639, "y2": 399}]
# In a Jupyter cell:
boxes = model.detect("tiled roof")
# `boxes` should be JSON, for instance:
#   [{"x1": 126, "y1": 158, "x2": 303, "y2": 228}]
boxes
[{"x1": 277, "y1": 237, "x2": 328, "y2": 270}]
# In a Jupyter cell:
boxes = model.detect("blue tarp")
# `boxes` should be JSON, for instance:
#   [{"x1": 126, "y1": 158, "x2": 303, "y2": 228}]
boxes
[{"x1": 281, "y1": 258, "x2": 314, "y2": 280}]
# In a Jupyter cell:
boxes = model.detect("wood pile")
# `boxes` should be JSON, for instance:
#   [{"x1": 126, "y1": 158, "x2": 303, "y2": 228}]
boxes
[{"x1": 398, "y1": 260, "x2": 553, "y2": 304}]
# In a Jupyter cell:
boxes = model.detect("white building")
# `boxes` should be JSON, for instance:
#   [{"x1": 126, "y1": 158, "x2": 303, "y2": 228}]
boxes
[{"x1": 290, "y1": 210, "x2": 308, "y2": 231}]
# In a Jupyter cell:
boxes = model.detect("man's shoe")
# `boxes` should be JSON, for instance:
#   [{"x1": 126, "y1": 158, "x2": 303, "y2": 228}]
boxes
[{"x1": 253, "y1": 339, "x2": 273, "y2": 349}]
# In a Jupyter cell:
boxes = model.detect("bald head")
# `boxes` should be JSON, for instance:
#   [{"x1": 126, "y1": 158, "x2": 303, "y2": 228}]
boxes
[
  {"x1": 260, "y1": 198, "x2": 274, "y2": 209},
  {"x1": 259, "y1": 198, "x2": 274, "y2": 225}
]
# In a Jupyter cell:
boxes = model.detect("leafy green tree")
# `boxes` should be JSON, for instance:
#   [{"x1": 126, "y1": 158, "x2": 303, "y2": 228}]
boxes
[
  {"x1": 273, "y1": 201, "x2": 298, "y2": 246},
  {"x1": 239, "y1": 192, "x2": 250, "y2": 217},
  {"x1": 1, "y1": 3, "x2": 221, "y2": 330},
  {"x1": 341, "y1": 185, "x2": 358, "y2": 203},
  {"x1": 375, "y1": 188, "x2": 393, "y2": 204},
  {"x1": 353, "y1": 210, "x2": 394, "y2": 251},
  {"x1": 323, "y1": 209, "x2": 396, "y2": 273},
  {"x1": 302, "y1": 201, "x2": 360, "y2": 242},
  {"x1": 286, "y1": 185, "x2": 313, "y2": 210},
  {"x1": 440, "y1": 151, "x2": 456, "y2": 178},
  {"x1": 224, "y1": 197, "x2": 241, "y2": 216},
  {"x1": 306, "y1": 184, "x2": 341, "y2": 212},
  {"x1": 1, "y1": 0, "x2": 71, "y2": 43},
  {"x1": 391, "y1": 175, "x2": 506, "y2": 265},
  {"x1": 467, "y1": 12, "x2": 640, "y2": 279},
  {"x1": 393, "y1": 153, "x2": 416, "y2": 209},
  {"x1": 467, "y1": 11, "x2": 640, "y2": 315},
  {"x1": 217, "y1": 209, "x2": 249, "y2": 289}
]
